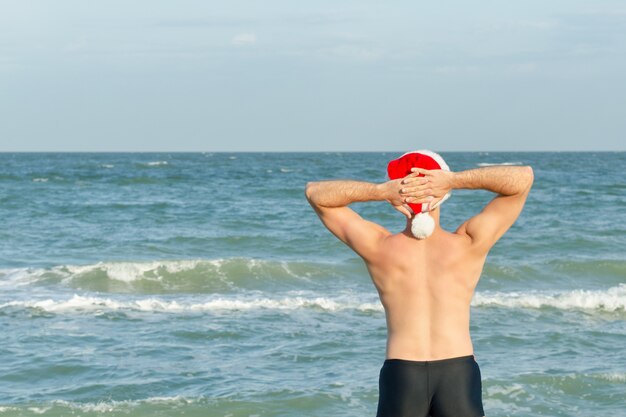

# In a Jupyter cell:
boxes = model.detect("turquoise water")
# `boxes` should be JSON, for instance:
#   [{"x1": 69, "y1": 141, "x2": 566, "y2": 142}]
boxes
[{"x1": 0, "y1": 152, "x2": 624, "y2": 417}]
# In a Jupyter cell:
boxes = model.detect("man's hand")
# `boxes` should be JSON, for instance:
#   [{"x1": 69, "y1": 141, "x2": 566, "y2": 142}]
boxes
[
  {"x1": 399, "y1": 168, "x2": 454, "y2": 209},
  {"x1": 379, "y1": 177, "x2": 429, "y2": 219},
  {"x1": 377, "y1": 179, "x2": 409, "y2": 218}
]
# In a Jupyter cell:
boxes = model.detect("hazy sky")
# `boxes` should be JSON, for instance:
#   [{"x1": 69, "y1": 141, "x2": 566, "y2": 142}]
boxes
[{"x1": 1, "y1": 0, "x2": 625, "y2": 151}]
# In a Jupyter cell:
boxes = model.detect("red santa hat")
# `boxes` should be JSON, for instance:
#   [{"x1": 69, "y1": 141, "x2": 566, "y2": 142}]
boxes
[{"x1": 387, "y1": 150, "x2": 451, "y2": 239}]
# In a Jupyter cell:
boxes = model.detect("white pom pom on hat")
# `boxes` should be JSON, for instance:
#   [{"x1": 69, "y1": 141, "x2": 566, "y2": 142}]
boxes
[
  {"x1": 387, "y1": 150, "x2": 452, "y2": 239},
  {"x1": 411, "y1": 211, "x2": 436, "y2": 239}
]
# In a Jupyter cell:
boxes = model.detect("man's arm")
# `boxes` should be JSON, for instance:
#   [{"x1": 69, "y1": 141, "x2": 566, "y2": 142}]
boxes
[
  {"x1": 452, "y1": 166, "x2": 534, "y2": 249},
  {"x1": 305, "y1": 180, "x2": 418, "y2": 260},
  {"x1": 402, "y1": 165, "x2": 534, "y2": 250}
]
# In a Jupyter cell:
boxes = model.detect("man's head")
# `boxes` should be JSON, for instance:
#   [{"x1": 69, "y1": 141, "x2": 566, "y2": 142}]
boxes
[{"x1": 387, "y1": 150, "x2": 451, "y2": 239}]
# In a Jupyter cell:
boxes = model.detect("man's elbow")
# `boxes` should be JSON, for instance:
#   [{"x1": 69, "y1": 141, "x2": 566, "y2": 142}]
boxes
[
  {"x1": 524, "y1": 166, "x2": 534, "y2": 187},
  {"x1": 521, "y1": 166, "x2": 534, "y2": 191},
  {"x1": 305, "y1": 181, "x2": 318, "y2": 203}
]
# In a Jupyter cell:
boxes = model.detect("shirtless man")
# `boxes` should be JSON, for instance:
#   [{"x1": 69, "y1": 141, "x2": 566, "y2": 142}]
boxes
[{"x1": 305, "y1": 151, "x2": 533, "y2": 417}]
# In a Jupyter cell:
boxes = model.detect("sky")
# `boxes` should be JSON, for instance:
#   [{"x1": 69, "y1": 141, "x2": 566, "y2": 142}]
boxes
[{"x1": 0, "y1": 0, "x2": 625, "y2": 151}]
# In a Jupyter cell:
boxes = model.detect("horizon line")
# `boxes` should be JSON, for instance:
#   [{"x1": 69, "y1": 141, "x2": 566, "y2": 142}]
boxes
[{"x1": 0, "y1": 150, "x2": 623, "y2": 153}]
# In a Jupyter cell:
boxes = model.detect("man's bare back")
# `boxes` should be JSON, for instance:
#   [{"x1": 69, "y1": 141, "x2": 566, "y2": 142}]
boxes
[
  {"x1": 306, "y1": 151, "x2": 533, "y2": 416},
  {"x1": 366, "y1": 221, "x2": 484, "y2": 360}
]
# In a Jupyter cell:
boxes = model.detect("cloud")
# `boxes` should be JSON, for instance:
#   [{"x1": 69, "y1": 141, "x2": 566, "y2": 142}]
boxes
[{"x1": 231, "y1": 33, "x2": 256, "y2": 46}]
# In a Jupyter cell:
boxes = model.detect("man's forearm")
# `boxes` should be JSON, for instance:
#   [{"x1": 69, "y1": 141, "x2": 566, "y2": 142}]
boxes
[
  {"x1": 305, "y1": 180, "x2": 387, "y2": 207},
  {"x1": 451, "y1": 166, "x2": 533, "y2": 196}
]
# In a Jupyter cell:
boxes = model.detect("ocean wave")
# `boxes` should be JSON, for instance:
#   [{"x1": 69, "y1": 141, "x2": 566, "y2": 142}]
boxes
[
  {"x1": 473, "y1": 284, "x2": 626, "y2": 312},
  {"x1": 0, "y1": 294, "x2": 382, "y2": 314},
  {"x1": 485, "y1": 383, "x2": 527, "y2": 398},
  {"x1": 19, "y1": 257, "x2": 624, "y2": 295},
  {"x1": 2, "y1": 285, "x2": 624, "y2": 315},
  {"x1": 144, "y1": 161, "x2": 168, "y2": 167},
  {"x1": 482, "y1": 259, "x2": 626, "y2": 281},
  {"x1": 0, "y1": 396, "x2": 206, "y2": 415},
  {"x1": 593, "y1": 373, "x2": 626, "y2": 383},
  {"x1": 477, "y1": 162, "x2": 523, "y2": 167},
  {"x1": 0, "y1": 258, "x2": 362, "y2": 294}
]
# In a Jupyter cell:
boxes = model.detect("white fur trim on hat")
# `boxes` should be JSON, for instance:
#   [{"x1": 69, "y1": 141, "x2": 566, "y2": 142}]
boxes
[{"x1": 396, "y1": 149, "x2": 450, "y2": 172}]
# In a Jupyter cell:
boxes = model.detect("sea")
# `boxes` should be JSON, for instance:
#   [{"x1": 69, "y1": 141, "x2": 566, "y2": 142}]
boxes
[{"x1": 0, "y1": 152, "x2": 624, "y2": 417}]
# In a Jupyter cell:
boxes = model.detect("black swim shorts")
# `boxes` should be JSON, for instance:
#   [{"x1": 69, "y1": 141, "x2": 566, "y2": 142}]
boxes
[{"x1": 376, "y1": 355, "x2": 485, "y2": 417}]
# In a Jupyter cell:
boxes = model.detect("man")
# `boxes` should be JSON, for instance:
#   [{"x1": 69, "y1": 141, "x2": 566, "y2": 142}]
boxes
[{"x1": 305, "y1": 151, "x2": 533, "y2": 417}]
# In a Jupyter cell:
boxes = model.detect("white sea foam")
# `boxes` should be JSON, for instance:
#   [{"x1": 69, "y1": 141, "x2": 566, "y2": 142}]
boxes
[
  {"x1": 477, "y1": 162, "x2": 523, "y2": 167},
  {"x1": 32, "y1": 177, "x2": 48, "y2": 182},
  {"x1": 0, "y1": 259, "x2": 227, "y2": 287},
  {"x1": 486, "y1": 383, "x2": 527, "y2": 399},
  {"x1": 26, "y1": 406, "x2": 50, "y2": 414},
  {"x1": 51, "y1": 396, "x2": 200, "y2": 412},
  {"x1": 595, "y1": 373, "x2": 626, "y2": 382},
  {"x1": 1, "y1": 285, "x2": 625, "y2": 315},
  {"x1": 145, "y1": 161, "x2": 168, "y2": 166},
  {"x1": 0, "y1": 294, "x2": 383, "y2": 314},
  {"x1": 0, "y1": 397, "x2": 209, "y2": 414},
  {"x1": 64, "y1": 259, "x2": 204, "y2": 283},
  {"x1": 100, "y1": 164, "x2": 114, "y2": 168},
  {"x1": 473, "y1": 284, "x2": 626, "y2": 312},
  {"x1": 482, "y1": 398, "x2": 531, "y2": 413},
  {"x1": 0, "y1": 267, "x2": 46, "y2": 287}
]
